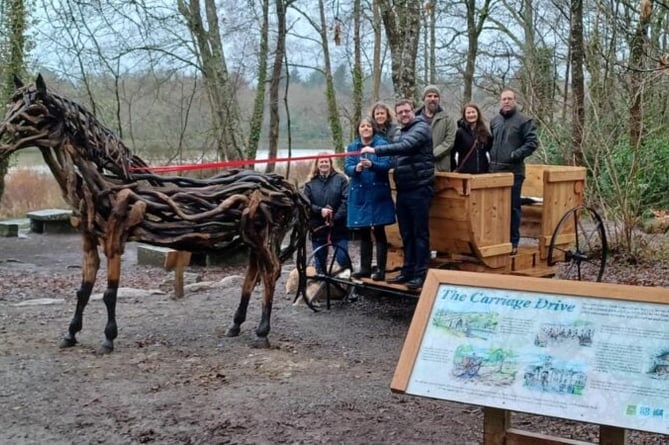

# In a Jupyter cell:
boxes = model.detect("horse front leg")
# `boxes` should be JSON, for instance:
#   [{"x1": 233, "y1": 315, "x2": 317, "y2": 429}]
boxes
[
  {"x1": 225, "y1": 256, "x2": 259, "y2": 338},
  {"x1": 98, "y1": 254, "x2": 121, "y2": 354},
  {"x1": 61, "y1": 235, "x2": 100, "y2": 349}
]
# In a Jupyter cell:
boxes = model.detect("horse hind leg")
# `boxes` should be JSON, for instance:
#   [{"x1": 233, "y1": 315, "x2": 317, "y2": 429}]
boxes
[
  {"x1": 61, "y1": 236, "x2": 99, "y2": 349},
  {"x1": 97, "y1": 254, "x2": 122, "y2": 354},
  {"x1": 225, "y1": 255, "x2": 259, "y2": 338},
  {"x1": 254, "y1": 257, "x2": 281, "y2": 349}
]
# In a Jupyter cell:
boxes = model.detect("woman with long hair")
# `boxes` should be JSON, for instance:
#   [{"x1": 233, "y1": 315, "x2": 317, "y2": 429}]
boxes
[
  {"x1": 451, "y1": 103, "x2": 492, "y2": 174},
  {"x1": 370, "y1": 101, "x2": 399, "y2": 142}
]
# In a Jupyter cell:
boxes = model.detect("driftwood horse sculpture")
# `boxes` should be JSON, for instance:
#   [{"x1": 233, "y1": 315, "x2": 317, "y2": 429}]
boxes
[{"x1": 0, "y1": 75, "x2": 308, "y2": 352}]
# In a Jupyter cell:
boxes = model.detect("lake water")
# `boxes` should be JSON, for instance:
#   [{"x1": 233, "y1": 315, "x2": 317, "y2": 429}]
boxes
[{"x1": 10, "y1": 147, "x2": 342, "y2": 173}]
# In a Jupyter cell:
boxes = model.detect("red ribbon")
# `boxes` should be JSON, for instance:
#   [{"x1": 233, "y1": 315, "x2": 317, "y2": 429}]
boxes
[{"x1": 132, "y1": 150, "x2": 361, "y2": 173}]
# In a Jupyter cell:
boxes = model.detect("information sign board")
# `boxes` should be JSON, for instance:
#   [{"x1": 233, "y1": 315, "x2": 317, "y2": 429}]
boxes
[{"x1": 391, "y1": 270, "x2": 669, "y2": 435}]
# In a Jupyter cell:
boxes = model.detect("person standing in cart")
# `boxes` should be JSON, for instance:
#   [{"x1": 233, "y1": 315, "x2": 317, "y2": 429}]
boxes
[
  {"x1": 451, "y1": 103, "x2": 492, "y2": 174},
  {"x1": 345, "y1": 117, "x2": 395, "y2": 282},
  {"x1": 489, "y1": 88, "x2": 538, "y2": 255},
  {"x1": 360, "y1": 99, "x2": 434, "y2": 291},
  {"x1": 370, "y1": 101, "x2": 399, "y2": 142}
]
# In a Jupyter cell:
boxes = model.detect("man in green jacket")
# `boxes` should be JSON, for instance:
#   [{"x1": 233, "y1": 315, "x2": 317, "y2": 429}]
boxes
[{"x1": 415, "y1": 85, "x2": 456, "y2": 172}]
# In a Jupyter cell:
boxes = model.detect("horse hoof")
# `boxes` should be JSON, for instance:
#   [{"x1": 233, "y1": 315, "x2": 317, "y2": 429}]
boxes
[
  {"x1": 97, "y1": 341, "x2": 114, "y2": 355},
  {"x1": 251, "y1": 337, "x2": 270, "y2": 349},
  {"x1": 60, "y1": 336, "x2": 77, "y2": 348},
  {"x1": 225, "y1": 326, "x2": 241, "y2": 337}
]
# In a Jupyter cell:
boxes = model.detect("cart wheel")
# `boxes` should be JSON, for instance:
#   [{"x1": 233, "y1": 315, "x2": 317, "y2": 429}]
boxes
[
  {"x1": 547, "y1": 206, "x2": 608, "y2": 281},
  {"x1": 307, "y1": 244, "x2": 354, "y2": 309}
]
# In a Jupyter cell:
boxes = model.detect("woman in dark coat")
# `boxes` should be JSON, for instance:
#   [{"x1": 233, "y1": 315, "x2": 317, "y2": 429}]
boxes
[
  {"x1": 344, "y1": 117, "x2": 395, "y2": 281},
  {"x1": 370, "y1": 101, "x2": 399, "y2": 142},
  {"x1": 303, "y1": 154, "x2": 349, "y2": 274},
  {"x1": 451, "y1": 103, "x2": 492, "y2": 174}
]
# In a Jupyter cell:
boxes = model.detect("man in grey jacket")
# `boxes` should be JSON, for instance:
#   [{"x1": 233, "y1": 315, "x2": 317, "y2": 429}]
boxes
[
  {"x1": 415, "y1": 85, "x2": 456, "y2": 172},
  {"x1": 489, "y1": 88, "x2": 538, "y2": 255}
]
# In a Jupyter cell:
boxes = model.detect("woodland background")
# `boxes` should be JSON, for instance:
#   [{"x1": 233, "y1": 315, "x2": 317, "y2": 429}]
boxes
[{"x1": 0, "y1": 0, "x2": 668, "y2": 255}]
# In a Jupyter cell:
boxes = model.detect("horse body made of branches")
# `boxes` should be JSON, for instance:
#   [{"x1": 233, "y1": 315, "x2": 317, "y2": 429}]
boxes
[{"x1": 0, "y1": 75, "x2": 308, "y2": 352}]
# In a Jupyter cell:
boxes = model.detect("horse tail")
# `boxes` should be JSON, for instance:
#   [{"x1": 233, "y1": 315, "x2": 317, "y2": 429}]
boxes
[{"x1": 280, "y1": 190, "x2": 315, "y2": 311}]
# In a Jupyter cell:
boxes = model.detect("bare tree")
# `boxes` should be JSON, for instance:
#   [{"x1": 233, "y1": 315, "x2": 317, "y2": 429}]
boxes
[
  {"x1": 267, "y1": 0, "x2": 290, "y2": 173},
  {"x1": 569, "y1": 0, "x2": 585, "y2": 165},
  {"x1": 247, "y1": 0, "x2": 270, "y2": 166},
  {"x1": 0, "y1": 0, "x2": 28, "y2": 202},
  {"x1": 177, "y1": 0, "x2": 245, "y2": 161}
]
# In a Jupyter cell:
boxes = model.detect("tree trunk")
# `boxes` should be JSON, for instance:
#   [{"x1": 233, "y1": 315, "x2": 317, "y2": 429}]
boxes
[
  {"x1": 377, "y1": 0, "x2": 421, "y2": 99},
  {"x1": 267, "y1": 0, "x2": 288, "y2": 173},
  {"x1": 351, "y1": 0, "x2": 363, "y2": 137},
  {"x1": 177, "y1": 0, "x2": 244, "y2": 161},
  {"x1": 0, "y1": 0, "x2": 27, "y2": 203},
  {"x1": 317, "y1": 0, "x2": 343, "y2": 153},
  {"x1": 462, "y1": 0, "x2": 492, "y2": 103},
  {"x1": 371, "y1": 0, "x2": 382, "y2": 101},
  {"x1": 569, "y1": 0, "x2": 585, "y2": 166},
  {"x1": 247, "y1": 0, "x2": 270, "y2": 167},
  {"x1": 628, "y1": 0, "x2": 652, "y2": 150}
]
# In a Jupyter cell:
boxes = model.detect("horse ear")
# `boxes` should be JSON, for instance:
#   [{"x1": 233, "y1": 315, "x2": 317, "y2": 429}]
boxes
[
  {"x1": 13, "y1": 75, "x2": 24, "y2": 89},
  {"x1": 35, "y1": 73, "x2": 47, "y2": 94}
]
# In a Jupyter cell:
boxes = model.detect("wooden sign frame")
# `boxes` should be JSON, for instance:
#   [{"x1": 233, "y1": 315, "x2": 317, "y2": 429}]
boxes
[{"x1": 391, "y1": 270, "x2": 669, "y2": 445}]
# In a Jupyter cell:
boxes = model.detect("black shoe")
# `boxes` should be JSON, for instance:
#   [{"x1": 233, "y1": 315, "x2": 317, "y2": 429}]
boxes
[
  {"x1": 371, "y1": 271, "x2": 385, "y2": 281},
  {"x1": 510, "y1": 246, "x2": 518, "y2": 256},
  {"x1": 405, "y1": 278, "x2": 424, "y2": 290},
  {"x1": 387, "y1": 274, "x2": 411, "y2": 284},
  {"x1": 352, "y1": 270, "x2": 371, "y2": 279}
]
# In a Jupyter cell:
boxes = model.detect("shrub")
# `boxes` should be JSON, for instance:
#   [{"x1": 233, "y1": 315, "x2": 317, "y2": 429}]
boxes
[{"x1": 0, "y1": 168, "x2": 68, "y2": 218}]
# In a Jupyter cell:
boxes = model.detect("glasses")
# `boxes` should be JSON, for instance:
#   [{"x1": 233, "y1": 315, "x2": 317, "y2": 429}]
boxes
[{"x1": 396, "y1": 109, "x2": 412, "y2": 115}]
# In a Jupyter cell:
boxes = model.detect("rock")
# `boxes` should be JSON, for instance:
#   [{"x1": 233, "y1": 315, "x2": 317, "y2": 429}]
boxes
[
  {"x1": 90, "y1": 287, "x2": 166, "y2": 300},
  {"x1": 13, "y1": 298, "x2": 66, "y2": 307}
]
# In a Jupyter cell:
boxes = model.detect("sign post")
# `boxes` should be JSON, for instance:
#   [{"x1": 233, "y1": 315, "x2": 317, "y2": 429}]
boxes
[{"x1": 392, "y1": 270, "x2": 669, "y2": 444}]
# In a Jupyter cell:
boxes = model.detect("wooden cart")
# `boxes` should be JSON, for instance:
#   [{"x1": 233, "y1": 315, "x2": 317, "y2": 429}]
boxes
[{"x1": 307, "y1": 164, "x2": 608, "y2": 305}]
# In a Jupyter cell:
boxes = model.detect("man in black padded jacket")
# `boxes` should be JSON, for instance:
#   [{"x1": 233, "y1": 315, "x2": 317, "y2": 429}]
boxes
[{"x1": 360, "y1": 98, "x2": 434, "y2": 290}]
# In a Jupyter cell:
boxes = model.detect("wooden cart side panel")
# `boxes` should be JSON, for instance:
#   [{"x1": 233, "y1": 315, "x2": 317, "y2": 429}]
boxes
[{"x1": 539, "y1": 167, "x2": 586, "y2": 259}]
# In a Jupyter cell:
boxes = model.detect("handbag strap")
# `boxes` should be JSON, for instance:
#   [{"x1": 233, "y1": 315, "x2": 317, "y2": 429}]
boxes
[{"x1": 455, "y1": 139, "x2": 478, "y2": 172}]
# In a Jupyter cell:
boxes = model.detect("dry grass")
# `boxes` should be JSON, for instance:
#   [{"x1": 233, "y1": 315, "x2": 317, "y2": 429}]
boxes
[
  {"x1": 0, "y1": 162, "x2": 316, "y2": 220},
  {"x1": 0, "y1": 168, "x2": 68, "y2": 218}
]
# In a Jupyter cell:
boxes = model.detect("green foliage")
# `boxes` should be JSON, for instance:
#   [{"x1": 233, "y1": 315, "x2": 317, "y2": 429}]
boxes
[{"x1": 595, "y1": 137, "x2": 669, "y2": 212}]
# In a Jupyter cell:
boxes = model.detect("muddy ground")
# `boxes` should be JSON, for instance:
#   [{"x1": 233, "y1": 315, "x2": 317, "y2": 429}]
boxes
[{"x1": 1, "y1": 232, "x2": 668, "y2": 444}]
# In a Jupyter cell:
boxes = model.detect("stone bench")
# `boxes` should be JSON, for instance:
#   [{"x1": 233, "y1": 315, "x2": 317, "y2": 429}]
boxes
[
  {"x1": 26, "y1": 209, "x2": 75, "y2": 234},
  {"x1": 0, "y1": 218, "x2": 30, "y2": 237},
  {"x1": 136, "y1": 244, "x2": 195, "y2": 298}
]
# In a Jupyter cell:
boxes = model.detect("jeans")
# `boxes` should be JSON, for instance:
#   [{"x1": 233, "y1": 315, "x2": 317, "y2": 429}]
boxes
[
  {"x1": 395, "y1": 186, "x2": 433, "y2": 280},
  {"x1": 511, "y1": 175, "x2": 524, "y2": 247},
  {"x1": 311, "y1": 238, "x2": 349, "y2": 273}
]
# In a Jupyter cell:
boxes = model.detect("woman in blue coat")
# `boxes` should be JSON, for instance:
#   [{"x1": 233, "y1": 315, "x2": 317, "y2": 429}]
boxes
[{"x1": 345, "y1": 117, "x2": 396, "y2": 281}]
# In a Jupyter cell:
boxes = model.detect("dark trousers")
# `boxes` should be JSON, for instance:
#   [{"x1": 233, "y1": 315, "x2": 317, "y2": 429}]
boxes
[
  {"x1": 511, "y1": 175, "x2": 524, "y2": 247},
  {"x1": 396, "y1": 186, "x2": 433, "y2": 280},
  {"x1": 311, "y1": 238, "x2": 349, "y2": 272}
]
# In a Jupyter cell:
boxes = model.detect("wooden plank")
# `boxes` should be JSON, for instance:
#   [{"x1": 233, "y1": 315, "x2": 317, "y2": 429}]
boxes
[
  {"x1": 468, "y1": 173, "x2": 515, "y2": 189},
  {"x1": 545, "y1": 168, "x2": 586, "y2": 183},
  {"x1": 429, "y1": 270, "x2": 669, "y2": 304},
  {"x1": 390, "y1": 273, "x2": 441, "y2": 393},
  {"x1": 522, "y1": 165, "x2": 545, "y2": 198},
  {"x1": 478, "y1": 242, "x2": 513, "y2": 257},
  {"x1": 483, "y1": 407, "x2": 509, "y2": 445},
  {"x1": 506, "y1": 428, "x2": 593, "y2": 445},
  {"x1": 599, "y1": 425, "x2": 628, "y2": 445}
]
